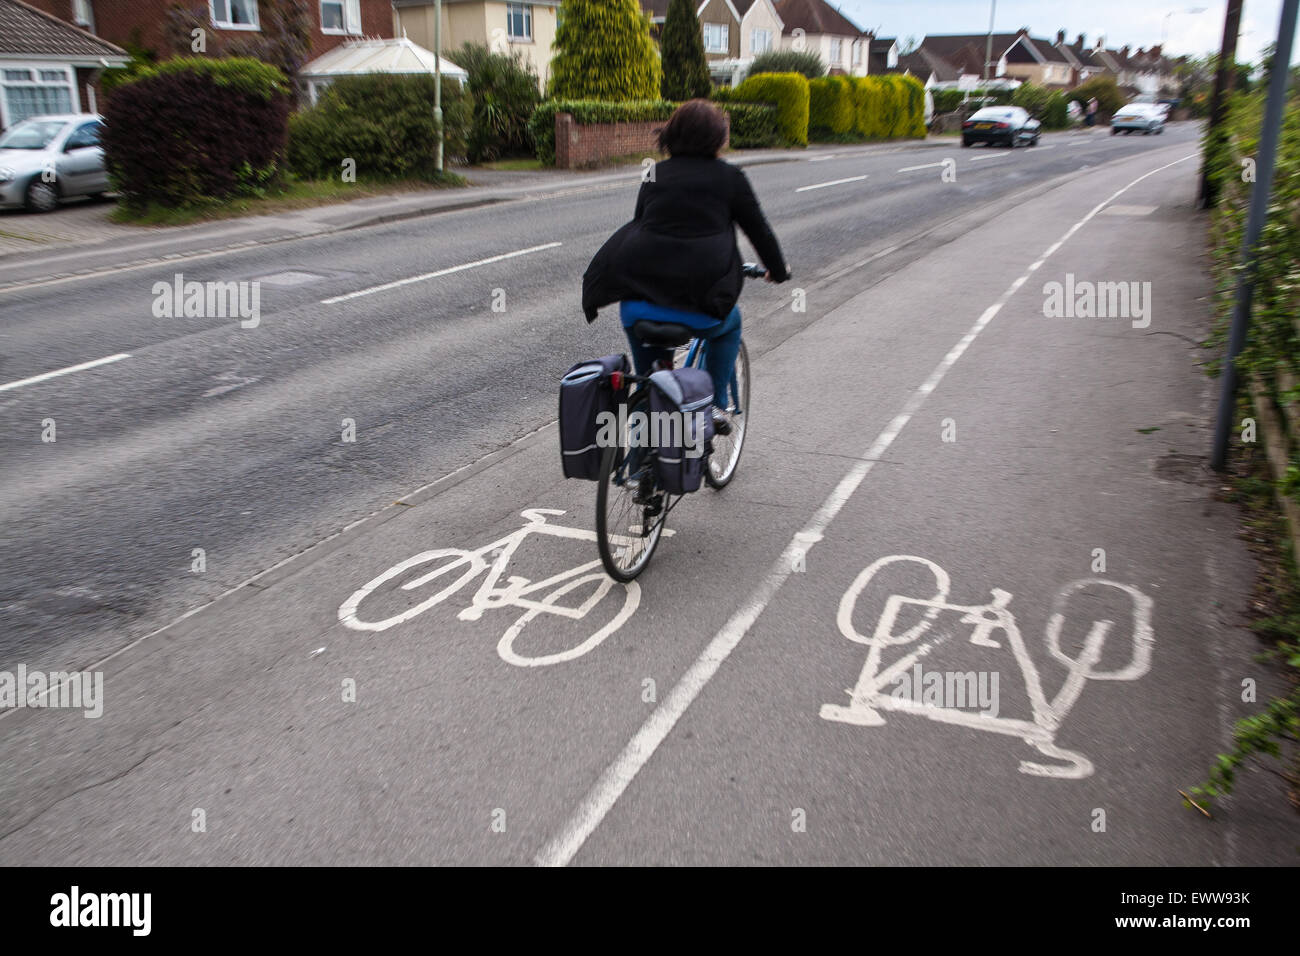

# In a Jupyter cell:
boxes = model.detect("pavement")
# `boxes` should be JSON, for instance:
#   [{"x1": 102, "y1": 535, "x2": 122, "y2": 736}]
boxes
[{"x1": 2, "y1": 121, "x2": 1295, "y2": 864}]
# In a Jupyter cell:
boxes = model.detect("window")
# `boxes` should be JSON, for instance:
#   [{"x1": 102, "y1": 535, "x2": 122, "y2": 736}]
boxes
[
  {"x1": 210, "y1": 0, "x2": 260, "y2": 29},
  {"x1": 852, "y1": 40, "x2": 862, "y2": 64},
  {"x1": 830, "y1": 37, "x2": 842, "y2": 65},
  {"x1": 703, "y1": 22, "x2": 728, "y2": 53},
  {"x1": 750, "y1": 29, "x2": 772, "y2": 54},
  {"x1": 506, "y1": 3, "x2": 533, "y2": 41},
  {"x1": 1, "y1": 66, "x2": 75, "y2": 128},
  {"x1": 73, "y1": 0, "x2": 95, "y2": 30},
  {"x1": 64, "y1": 121, "x2": 102, "y2": 150},
  {"x1": 320, "y1": 0, "x2": 361, "y2": 34}
]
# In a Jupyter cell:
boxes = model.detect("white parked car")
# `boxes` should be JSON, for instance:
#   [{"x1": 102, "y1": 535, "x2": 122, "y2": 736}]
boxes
[
  {"x1": 1111, "y1": 102, "x2": 1165, "y2": 136},
  {"x1": 0, "y1": 114, "x2": 109, "y2": 212}
]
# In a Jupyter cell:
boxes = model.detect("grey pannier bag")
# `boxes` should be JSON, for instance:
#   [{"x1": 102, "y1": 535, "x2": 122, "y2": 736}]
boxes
[
  {"x1": 559, "y1": 353, "x2": 629, "y2": 480},
  {"x1": 648, "y1": 367, "x2": 714, "y2": 495}
]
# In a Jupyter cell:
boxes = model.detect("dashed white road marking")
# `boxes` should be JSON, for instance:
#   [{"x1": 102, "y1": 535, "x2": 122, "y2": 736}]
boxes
[
  {"x1": 534, "y1": 150, "x2": 1197, "y2": 868},
  {"x1": 0, "y1": 352, "x2": 130, "y2": 393},
  {"x1": 898, "y1": 161, "x2": 946, "y2": 173},
  {"x1": 795, "y1": 175, "x2": 868, "y2": 193},
  {"x1": 321, "y1": 241, "x2": 563, "y2": 304},
  {"x1": 969, "y1": 152, "x2": 1013, "y2": 162}
]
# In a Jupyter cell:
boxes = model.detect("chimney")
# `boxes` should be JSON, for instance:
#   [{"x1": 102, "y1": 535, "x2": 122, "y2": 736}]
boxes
[
  {"x1": 1120, "y1": 45, "x2": 1130, "y2": 59},
  {"x1": 1076, "y1": 33, "x2": 1086, "y2": 49},
  {"x1": 1095, "y1": 35, "x2": 1105, "y2": 52},
  {"x1": 1056, "y1": 29, "x2": 1066, "y2": 45}
]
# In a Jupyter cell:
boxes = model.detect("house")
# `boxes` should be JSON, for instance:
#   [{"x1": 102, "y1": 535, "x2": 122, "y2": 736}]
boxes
[
  {"x1": 23, "y1": 0, "x2": 395, "y2": 64},
  {"x1": 394, "y1": 0, "x2": 559, "y2": 89},
  {"x1": 867, "y1": 36, "x2": 896, "y2": 75},
  {"x1": 1057, "y1": 33, "x2": 1110, "y2": 87},
  {"x1": 297, "y1": 34, "x2": 468, "y2": 104},
  {"x1": 895, "y1": 47, "x2": 973, "y2": 91},
  {"x1": 773, "y1": 0, "x2": 871, "y2": 76},
  {"x1": 734, "y1": 0, "x2": 783, "y2": 62},
  {"x1": 0, "y1": 0, "x2": 127, "y2": 129}
]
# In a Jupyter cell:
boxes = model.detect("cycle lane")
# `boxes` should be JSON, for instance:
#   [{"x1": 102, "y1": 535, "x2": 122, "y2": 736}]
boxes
[
  {"x1": 4, "y1": 143, "x2": 1278, "y2": 865},
  {"x1": 557, "y1": 150, "x2": 1299, "y2": 864}
]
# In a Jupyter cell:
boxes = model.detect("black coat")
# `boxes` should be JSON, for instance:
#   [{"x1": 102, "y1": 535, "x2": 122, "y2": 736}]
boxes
[{"x1": 582, "y1": 156, "x2": 790, "y2": 322}]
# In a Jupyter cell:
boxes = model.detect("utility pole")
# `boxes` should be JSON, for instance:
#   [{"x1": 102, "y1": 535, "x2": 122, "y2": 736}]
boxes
[
  {"x1": 1198, "y1": 0, "x2": 1244, "y2": 207},
  {"x1": 1210, "y1": 0, "x2": 1299, "y2": 471},
  {"x1": 434, "y1": 0, "x2": 444, "y2": 174},
  {"x1": 984, "y1": 0, "x2": 997, "y2": 81}
]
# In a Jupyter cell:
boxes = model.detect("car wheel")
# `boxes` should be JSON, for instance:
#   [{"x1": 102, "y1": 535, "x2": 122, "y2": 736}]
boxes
[
  {"x1": 24, "y1": 178, "x2": 59, "y2": 213},
  {"x1": 962, "y1": 138, "x2": 971, "y2": 147},
  {"x1": 1112, "y1": 127, "x2": 1119, "y2": 135},
  {"x1": 1030, "y1": 134, "x2": 1039, "y2": 146}
]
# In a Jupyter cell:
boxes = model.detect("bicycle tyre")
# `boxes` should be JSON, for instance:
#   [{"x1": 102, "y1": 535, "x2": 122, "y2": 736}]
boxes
[
  {"x1": 596, "y1": 388, "x2": 667, "y2": 582},
  {"x1": 705, "y1": 340, "x2": 750, "y2": 489}
]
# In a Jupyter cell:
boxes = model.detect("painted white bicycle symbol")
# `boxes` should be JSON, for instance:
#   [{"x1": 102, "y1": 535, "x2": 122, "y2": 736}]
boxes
[
  {"x1": 820, "y1": 555, "x2": 1154, "y2": 779},
  {"x1": 339, "y1": 509, "x2": 664, "y2": 667}
]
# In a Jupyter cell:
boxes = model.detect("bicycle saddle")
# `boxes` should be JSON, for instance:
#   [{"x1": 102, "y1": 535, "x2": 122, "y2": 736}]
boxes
[{"x1": 630, "y1": 319, "x2": 695, "y2": 347}]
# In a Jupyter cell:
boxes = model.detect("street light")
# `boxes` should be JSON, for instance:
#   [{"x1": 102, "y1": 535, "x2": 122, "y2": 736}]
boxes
[
  {"x1": 1162, "y1": 6, "x2": 1208, "y2": 48},
  {"x1": 984, "y1": 0, "x2": 997, "y2": 82}
]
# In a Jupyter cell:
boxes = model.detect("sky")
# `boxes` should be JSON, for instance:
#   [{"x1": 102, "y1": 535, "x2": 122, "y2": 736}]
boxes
[{"x1": 835, "y1": 0, "x2": 1299, "y2": 66}]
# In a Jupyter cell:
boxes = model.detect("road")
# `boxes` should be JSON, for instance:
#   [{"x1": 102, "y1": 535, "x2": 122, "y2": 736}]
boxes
[{"x1": 1, "y1": 123, "x2": 1295, "y2": 864}]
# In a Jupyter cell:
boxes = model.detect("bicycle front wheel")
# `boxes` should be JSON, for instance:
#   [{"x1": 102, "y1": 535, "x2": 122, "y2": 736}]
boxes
[
  {"x1": 706, "y1": 340, "x2": 749, "y2": 489},
  {"x1": 596, "y1": 389, "x2": 667, "y2": 582}
]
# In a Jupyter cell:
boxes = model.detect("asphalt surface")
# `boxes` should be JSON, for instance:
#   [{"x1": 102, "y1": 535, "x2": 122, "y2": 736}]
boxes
[{"x1": 1, "y1": 122, "x2": 1295, "y2": 864}]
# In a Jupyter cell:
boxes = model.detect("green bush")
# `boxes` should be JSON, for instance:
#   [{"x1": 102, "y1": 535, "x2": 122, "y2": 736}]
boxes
[
  {"x1": 549, "y1": 0, "x2": 661, "y2": 101},
  {"x1": 1042, "y1": 92, "x2": 1070, "y2": 130},
  {"x1": 101, "y1": 56, "x2": 289, "y2": 208},
  {"x1": 808, "y1": 76, "x2": 856, "y2": 140},
  {"x1": 1070, "y1": 75, "x2": 1124, "y2": 118},
  {"x1": 931, "y1": 88, "x2": 966, "y2": 114},
  {"x1": 897, "y1": 74, "x2": 928, "y2": 137},
  {"x1": 733, "y1": 72, "x2": 809, "y2": 147},
  {"x1": 529, "y1": 99, "x2": 675, "y2": 165},
  {"x1": 660, "y1": 0, "x2": 711, "y2": 100},
  {"x1": 452, "y1": 43, "x2": 541, "y2": 163},
  {"x1": 287, "y1": 74, "x2": 469, "y2": 181},
  {"x1": 719, "y1": 102, "x2": 779, "y2": 148},
  {"x1": 848, "y1": 75, "x2": 925, "y2": 139},
  {"x1": 747, "y1": 49, "x2": 826, "y2": 79}
]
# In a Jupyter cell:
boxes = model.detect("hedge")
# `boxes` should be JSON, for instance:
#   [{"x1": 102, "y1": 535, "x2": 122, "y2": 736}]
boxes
[
  {"x1": 287, "y1": 74, "x2": 470, "y2": 180},
  {"x1": 102, "y1": 57, "x2": 289, "y2": 208},
  {"x1": 732, "y1": 72, "x2": 810, "y2": 147},
  {"x1": 720, "y1": 102, "x2": 779, "y2": 148},
  {"x1": 809, "y1": 76, "x2": 855, "y2": 140},
  {"x1": 529, "y1": 99, "x2": 676, "y2": 165},
  {"x1": 847, "y1": 75, "x2": 926, "y2": 140}
]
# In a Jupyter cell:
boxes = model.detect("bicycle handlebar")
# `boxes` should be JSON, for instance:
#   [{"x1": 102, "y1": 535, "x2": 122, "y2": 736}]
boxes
[{"x1": 741, "y1": 262, "x2": 767, "y2": 279}]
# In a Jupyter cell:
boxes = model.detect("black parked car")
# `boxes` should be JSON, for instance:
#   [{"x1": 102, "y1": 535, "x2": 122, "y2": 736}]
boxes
[{"x1": 962, "y1": 106, "x2": 1041, "y2": 148}]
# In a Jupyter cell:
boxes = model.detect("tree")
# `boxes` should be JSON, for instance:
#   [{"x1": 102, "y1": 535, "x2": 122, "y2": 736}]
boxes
[
  {"x1": 549, "y1": 0, "x2": 661, "y2": 101},
  {"x1": 660, "y1": 0, "x2": 711, "y2": 100}
]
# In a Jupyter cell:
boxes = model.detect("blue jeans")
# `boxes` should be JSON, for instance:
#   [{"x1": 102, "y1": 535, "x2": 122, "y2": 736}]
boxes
[{"x1": 620, "y1": 303, "x2": 742, "y2": 409}]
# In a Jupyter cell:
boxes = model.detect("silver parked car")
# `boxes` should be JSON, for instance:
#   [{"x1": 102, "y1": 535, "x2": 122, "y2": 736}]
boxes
[
  {"x1": 0, "y1": 114, "x2": 110, "y2": 212},
  {"x1": 1111, "y1": 102, "x2": 1165, "y2": 136}
]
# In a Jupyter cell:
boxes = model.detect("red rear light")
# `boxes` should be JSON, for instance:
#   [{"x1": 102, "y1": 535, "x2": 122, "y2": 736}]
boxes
[
  {"x1": 963, "y1": 120, "x2": 973, "y2": 128},
  {"x1": 995, "y1": 122, "x2": 1009, "y2": 129},
  {"x1": 609, "y1": 371, "x2": 623, "y2": 392}
]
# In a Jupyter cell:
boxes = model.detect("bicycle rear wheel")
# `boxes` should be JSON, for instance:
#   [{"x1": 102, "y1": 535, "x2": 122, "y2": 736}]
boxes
[
  {"x1": 705, "y1": 340, "x2": 749, "y2": 488},
  {"x1": 596, "y1": 388, "x2": 668, "y2": 582}
]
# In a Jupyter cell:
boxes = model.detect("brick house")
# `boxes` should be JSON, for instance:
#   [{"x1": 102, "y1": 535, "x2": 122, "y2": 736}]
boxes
[
  {"x1": 0, "y1": 0, "x2": 127, "y2": 129},
  {"x1": 23, "y1": 0, "x2": 395, "y2": 63}
]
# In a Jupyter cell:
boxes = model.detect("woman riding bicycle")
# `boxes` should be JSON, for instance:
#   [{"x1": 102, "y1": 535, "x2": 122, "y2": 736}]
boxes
[{"x1": 582, "y1": 99, "x2": 791, "y2": 425}]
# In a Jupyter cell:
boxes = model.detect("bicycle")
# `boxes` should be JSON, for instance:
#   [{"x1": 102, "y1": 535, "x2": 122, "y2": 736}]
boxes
[{"x1": 594, "y1": 263, "x2": 765, "y2": 582}]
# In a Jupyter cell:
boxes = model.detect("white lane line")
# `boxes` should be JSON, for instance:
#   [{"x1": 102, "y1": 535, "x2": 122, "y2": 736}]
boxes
[
  {"x1": 795, "y1": 175, "x2": 868, "y2": 193},
  {"x1": 808, "y1": 154, "x2": 839, "y2": 162},
  {"x1": 321, "y1": 241, "x2": 563, "y2": 304},
  {"x1": 898, "y1": 161, "x2": 946, "y2": 173},
  {"x1": 1031, "y1": 145, "x2": 1056, "y2": 151},
  {"x1": 534, "y1": 151, "x2": 1198, "y2": 868},
  {"x1": 968, "y1": 153, "x2": 1012, "y2": 162},
  {"x1": 0, "y1": 353, "x2": 130, "y2": 393}
]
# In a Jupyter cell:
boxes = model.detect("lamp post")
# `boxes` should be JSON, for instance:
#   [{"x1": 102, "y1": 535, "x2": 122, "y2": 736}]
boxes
[
  {"x1": 434, "y1": 0, "x2": 444, "y2": 174},
  {"x1": 984, "y1": 0, "x2": 997, "y2": 81}
]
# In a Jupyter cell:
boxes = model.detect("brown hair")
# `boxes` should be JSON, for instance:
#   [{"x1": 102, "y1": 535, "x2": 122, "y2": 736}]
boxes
[{"x1": 657, "y1": 99, "x2": 727, "y2": 158}]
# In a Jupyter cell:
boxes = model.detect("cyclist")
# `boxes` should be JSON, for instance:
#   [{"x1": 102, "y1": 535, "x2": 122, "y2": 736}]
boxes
[{"x1": 582, "y1": 99, "x2": 791, "y2": 427}]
